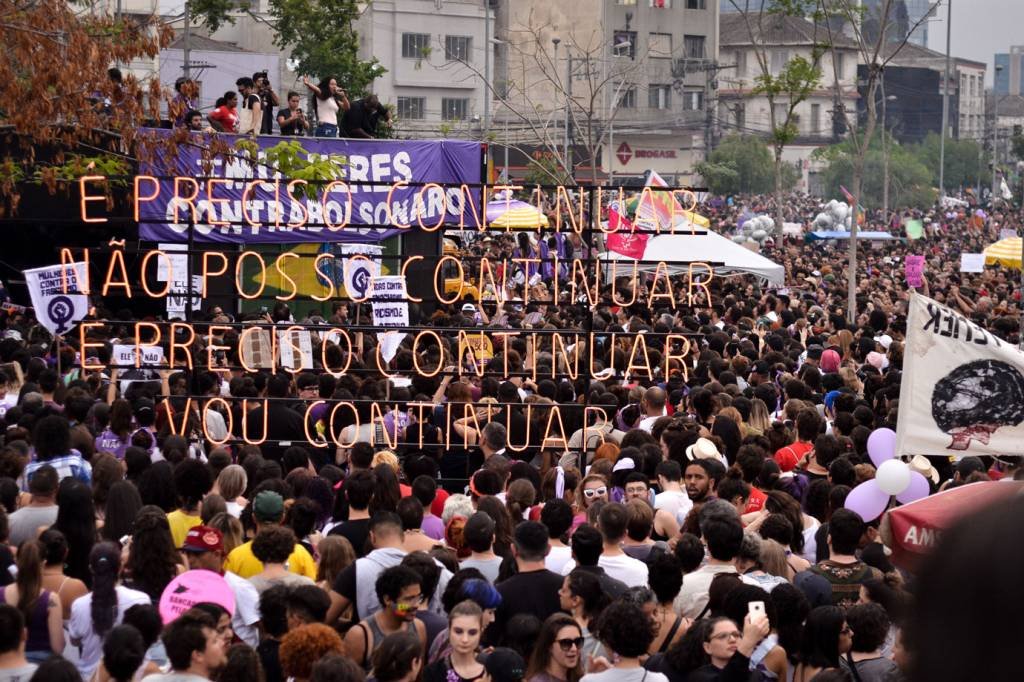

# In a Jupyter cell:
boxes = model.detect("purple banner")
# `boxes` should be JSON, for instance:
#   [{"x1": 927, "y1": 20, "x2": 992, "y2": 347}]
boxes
[{"x1": 137, "y1": 130, "x2": 484, "y2": 243}]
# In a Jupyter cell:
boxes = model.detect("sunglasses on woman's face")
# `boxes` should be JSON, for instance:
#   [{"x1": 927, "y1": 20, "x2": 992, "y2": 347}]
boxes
[
  {"x1": 557, "y1": 637, "x2": 585, "y2": 652},
  {"x1": 583, "y1": 486, "x2": 607, "y2": 499}
]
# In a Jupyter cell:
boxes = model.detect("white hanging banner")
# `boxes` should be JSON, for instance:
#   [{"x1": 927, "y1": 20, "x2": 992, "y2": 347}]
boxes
[{"x1": 24, "y1": 262, "x2": 89, "y2": 336}]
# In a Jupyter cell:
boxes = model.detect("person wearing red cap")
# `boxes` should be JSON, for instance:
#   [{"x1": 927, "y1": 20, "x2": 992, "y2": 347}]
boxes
[{"x1": 181, "y1": 525, "x2": 261, "y2": 648}]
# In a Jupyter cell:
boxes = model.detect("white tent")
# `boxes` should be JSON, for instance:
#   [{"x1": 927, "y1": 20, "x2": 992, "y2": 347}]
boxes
[{"x1": 601, "y1": 230, "x2": 785, "y2": 286}]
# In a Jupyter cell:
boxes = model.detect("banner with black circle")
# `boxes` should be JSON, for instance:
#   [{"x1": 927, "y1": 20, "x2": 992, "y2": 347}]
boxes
[{"x1": 24, "y1": 262, "x2": 89, "y2": 336}]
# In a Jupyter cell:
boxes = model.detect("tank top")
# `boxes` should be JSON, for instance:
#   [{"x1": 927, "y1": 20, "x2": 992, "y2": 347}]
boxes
[
  {"x1": 358, "y1": 614, "x2": 418, "y2": 670},
  {"x1": 1, "y1": 589, "x2": 51, "y2": 654}
]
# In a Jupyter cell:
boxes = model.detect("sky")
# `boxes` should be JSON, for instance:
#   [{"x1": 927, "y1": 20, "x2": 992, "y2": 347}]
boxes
[{"x1": 925, "y1": 0, "x2": 1024, "y2": 84}]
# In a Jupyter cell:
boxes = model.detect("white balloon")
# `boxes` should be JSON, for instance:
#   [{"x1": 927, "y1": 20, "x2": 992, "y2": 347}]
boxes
[
  {"x1": 876, "y1": 460, "x2": 911, "y2": 495},
  {"x1": 732, "y1": 235, "x2": 746, "y2": 243},
  {"x1": 752, "y1": 229, "x2": 768, "y2": 241}
]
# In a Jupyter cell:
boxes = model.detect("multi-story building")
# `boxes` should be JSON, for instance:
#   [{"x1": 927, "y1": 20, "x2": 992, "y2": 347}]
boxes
[
  {"x1": 494, "y1": 0, "x2": 719, "y2": 184},
  {"x1": 861, "y1": 0, "x2": 930, "y2": 48},
  {"x1": 353, "y1": 0, "x2": 492, "y2": 136},
  {"x1": 717, "y1": 13, "x2": 859, "y2": 194},
  {"x1": 877, "y1": 42, "x2": 987, "y2": 142},
  {"x1": 995, "y1": 47, "x2": 1024, "y2": 96}
]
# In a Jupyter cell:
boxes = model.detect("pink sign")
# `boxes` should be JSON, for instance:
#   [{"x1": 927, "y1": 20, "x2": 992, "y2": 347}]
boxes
[
  {"x1": 159, "y1": 569, "x2": 236, "y2": 624},
  {"x1": 905, "y1": 255, "x2": 925, "y2": 288}
]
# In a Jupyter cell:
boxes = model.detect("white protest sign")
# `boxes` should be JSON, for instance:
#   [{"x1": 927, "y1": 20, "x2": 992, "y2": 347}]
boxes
[
  {"x1": 959, "y1": 253, "x2": 985, "y2": 273},
  {"x1": 112, "y1": 345, "x2": 165, "y2": 368},
  {"x1": 278, "y1": 329, "x2": 314, "y2": 370},
  {"x1": 240, "y1": 328, "x2": 274, "y2": 369},
  {"x1": 24, "y1": 262, "x2": 89, "y2": 335},
  {"x1": 896, "y1": 293, "x2": 1024, "y2": 458},
  {"x1": 167, "y1": 276, "x2": 203, "y2": 319},
  {"x1": 371, "y1": 276, "x2": 409, "y2": 327},
  {"x1": 371, "y1": 276, "x2": 409, "y2": 364},
  {"x1": 341, "y1": 244, "x2": 382, "y2": 300},
  {"x1": 156, "y1": 243, "x2": 189, "y2": 283}
]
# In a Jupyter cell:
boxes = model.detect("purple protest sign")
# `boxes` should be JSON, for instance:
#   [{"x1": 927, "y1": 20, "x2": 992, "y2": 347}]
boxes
[
  {"x1": 136, "y1": 130, "x2": 483, "y2": 244},
  {"x1": 905, "y1": 255, "x2": 925, "y2": 288}
]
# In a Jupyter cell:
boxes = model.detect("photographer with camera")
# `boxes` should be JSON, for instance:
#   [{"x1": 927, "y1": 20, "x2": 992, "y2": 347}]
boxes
[
  {"x1": 253, "y1": 71, "x2": 279, "y2": 135},
  {"x1": 277, "y1": 91, "x2": 310, "y2": 136}
]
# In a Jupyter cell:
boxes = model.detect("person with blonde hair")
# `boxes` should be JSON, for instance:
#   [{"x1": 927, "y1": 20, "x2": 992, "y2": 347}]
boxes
[
  {"x1": 214, "y1": 465, "x2": 248, "y2": 518},
  {"x1": 207, "y1": 512, "x2": 245, "y2": 557}
]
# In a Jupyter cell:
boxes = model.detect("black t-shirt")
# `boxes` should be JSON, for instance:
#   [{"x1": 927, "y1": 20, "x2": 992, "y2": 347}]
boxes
[
  {"x1": 276, "y1": 107, "x2": 304, "y2": 136},
  {"x1": 489, "y1": 568, "x2": 563, "y2": 642},
  {"x1": 342, "y1": 99, "x2": 383, "y2": 138},
  {"x1": 259, "y1": 90, "x2": 275, "y2": 134},
  {"x1": 328, "y1": 518, "x2": 372, "y2": 557}
]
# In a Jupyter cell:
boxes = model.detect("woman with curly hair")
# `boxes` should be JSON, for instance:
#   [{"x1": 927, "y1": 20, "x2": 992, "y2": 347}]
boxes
[
  {"x1": 123, "y1": 507, "x2": 183, "y2": 601},
  {"x1": 279, "y1": 623, "x2": 345, "y2": 682},
  {"x1": 581, "y1": 601, "x2": 668, "y2": 682}
]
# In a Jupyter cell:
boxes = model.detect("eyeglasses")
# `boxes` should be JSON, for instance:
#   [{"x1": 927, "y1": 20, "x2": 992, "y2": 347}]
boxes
[
  {"x1": 396, "y1": 594, "x2": 425, "y2": 609},
  {"x1": 708, "y1": 631, "x2": 742, "y2": 642},
  {"x1": 557, "y1": 637, "x2": 585, "y2": 652},
  {"x1": 583, "y1": 486, "x2": 607, "y2": 499}
]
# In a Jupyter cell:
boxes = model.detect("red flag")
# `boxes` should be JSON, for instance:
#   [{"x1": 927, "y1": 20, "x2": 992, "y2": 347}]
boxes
[
  {"x1": 607, "y1": 231, "x2": 648, "y2": 259},
  {"x1": 608, "y1": 204, "x2": 633, "y2": 234}
]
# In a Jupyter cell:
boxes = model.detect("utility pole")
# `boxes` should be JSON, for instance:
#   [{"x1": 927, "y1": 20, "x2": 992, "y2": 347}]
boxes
[
  {"x1": 183, "y1": 0, "x2": 191, "y2": 79},
  {"x1": 938, "y1": 0, "x2": 951, "y2": 196},
  {"x1": 565, "y1": 51, "x2": 573, "y2": 182},
  {"x1": 483, "y1": 0, "x2": 491, "y2": 132}
]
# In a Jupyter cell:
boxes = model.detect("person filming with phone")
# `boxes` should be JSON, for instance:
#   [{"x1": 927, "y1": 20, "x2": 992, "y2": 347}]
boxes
[{"x1": 277, "y1": 91, "x2": 310, "y2": 136}]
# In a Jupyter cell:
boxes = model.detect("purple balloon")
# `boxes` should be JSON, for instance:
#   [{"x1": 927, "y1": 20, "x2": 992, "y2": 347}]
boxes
[
  {"x1": 867, "y1": 428, "x2": 897, "y2": 468},
  {"x1": 896, "y1": 471, "x2": 931, "y2": 505},
  {"x1": 844, "y1": 479, "x2": 891, "y2": 522}
]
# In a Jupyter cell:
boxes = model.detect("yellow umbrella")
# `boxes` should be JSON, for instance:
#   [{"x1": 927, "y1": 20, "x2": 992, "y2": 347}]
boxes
[
  {"x1": 984, "y1": 237, "x2": 1023, "y2": 269},
  {"x1": 486, "y1": 205, "x2": 550, "y2": 230}
]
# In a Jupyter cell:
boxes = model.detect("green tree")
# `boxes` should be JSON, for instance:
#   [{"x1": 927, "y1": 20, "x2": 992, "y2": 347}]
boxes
[
  {"x1": 697, "y1": 134, "x2": 797, "y2": 195},
  {"x1": 727, "y1": 0, "x2": 825, "y2": 234},
  {"x1": 1012, "y1": 125, "x2": 1024, "y2": 162},
  {"x1": 191, "y1": 0, "x2": 384, "y2": 95},
  {"x1": 911, "y1": 132, "x2": 988, "y2": 192},
  {"x1": 816, "y1": 132, "x2": 935, "y2": 210}
]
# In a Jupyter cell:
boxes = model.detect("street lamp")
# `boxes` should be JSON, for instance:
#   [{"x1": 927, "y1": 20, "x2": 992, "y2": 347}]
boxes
[
  {"x1": 882, "y1": 91, "x2": 898, "y2": 225},
  {"x1": 993, "y1": 64, "x2": 1003, "y2": 202}
]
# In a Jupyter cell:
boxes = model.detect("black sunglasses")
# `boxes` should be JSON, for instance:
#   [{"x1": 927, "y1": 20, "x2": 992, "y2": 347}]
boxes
[{"x1": 556, "y1": 637, "x2": 585, "y2": 652}]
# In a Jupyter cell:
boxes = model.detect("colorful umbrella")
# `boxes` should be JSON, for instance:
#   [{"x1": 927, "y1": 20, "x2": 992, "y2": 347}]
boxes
[
  {"x1": 983, "y1": 237, "x2": 1022, "y2": 269},
  {"x1": 882, "y1": 480, "x2": 1024, "y2": 571},
  {"x1": 485, "y1": 199, "x2": 549, "y2": 229}
]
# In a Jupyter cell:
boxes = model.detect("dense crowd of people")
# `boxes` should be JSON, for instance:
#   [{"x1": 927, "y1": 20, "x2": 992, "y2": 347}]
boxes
[
  {"x1": 0, "y1": 189, "x2": 1020, "y2": 682},
  {"x1": 167, "y1": 73, "x2": 391, "y2": 139}
]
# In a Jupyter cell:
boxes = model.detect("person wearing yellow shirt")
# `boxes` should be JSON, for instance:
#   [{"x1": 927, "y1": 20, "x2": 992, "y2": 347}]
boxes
[
  {"x1": 166, "y1": 459, "x2": 212, "y2": 548},
  {"x1": 224, "y1": 490, "x2": 317, "y2": 580}
]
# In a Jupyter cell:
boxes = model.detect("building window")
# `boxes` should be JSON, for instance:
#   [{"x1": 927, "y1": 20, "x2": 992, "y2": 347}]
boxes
[
  {"x1": 735, "y1": 50, "x2": 747, "y2": 78},
  {"x1": 733, "y1": 103, "x2": 745, "y2": 129},
  {"x1": 396, "y1": 97, "x2": 426, "y2": 120},
  {"x1": 614, "y1": 31, "x2": 637, "y2": 58},
  {"x1": 647, "y1": 32, "x2": 672, "y2": 58},
  {"x1": 649, "y1": 84, "x2": 672, "y2": 109},
  {"x1": 834, "y1": 52, "x2": 844, "y2": 79},
  {"x1": 811, "y1": 103, "x2": 821, "y2": 134},
  {"x1": 649, "y1": 0, "x2": 671, "y2": 6},
  {"x1": 402, "y1": 33, "x2": 431, "y2": 59},
  {"x1": 444, "y1": 36, "x2": 471, "y2": 62},
  {"x1": 684, "y1": 35, "x2": 706, "y2": 60},
  {"x1": 617, "y1": 86, "x2": 637, "y2": 109},
  {"x1": 771, "y1": 102, "x2": 787, "y2": 126},
  {"x1": 683, "y1": 89, "x2": 704, "y2": 110},
  {"x1": 441, "y1": 97, "x2": 469, "y2": 120},
  {"x1": 771, "y1": 49, "x2": 790, "y2": 72},
  {"x1": 686, "y1": 0, "x2": 706, "y2": 7},
  {"x1": 616, "y1": 0, "x2": 636, "y2": 4}
]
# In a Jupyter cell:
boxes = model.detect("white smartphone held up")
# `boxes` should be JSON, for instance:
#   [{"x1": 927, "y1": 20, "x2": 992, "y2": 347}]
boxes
[{"x1": 748, "y1": 601, "x2": 766, "y2": 621}]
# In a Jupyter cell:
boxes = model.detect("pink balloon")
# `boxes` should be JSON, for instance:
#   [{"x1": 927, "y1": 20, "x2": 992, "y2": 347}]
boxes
[
  {"x1": 844, "y1": 479, "x2": 891, "y2": 522},
  {"x1": 896, "y1": 471, "x2": 931, "y2": 505},
  {"x1": 867, "y1": 428, "x2": 897, "y2": 468}
]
